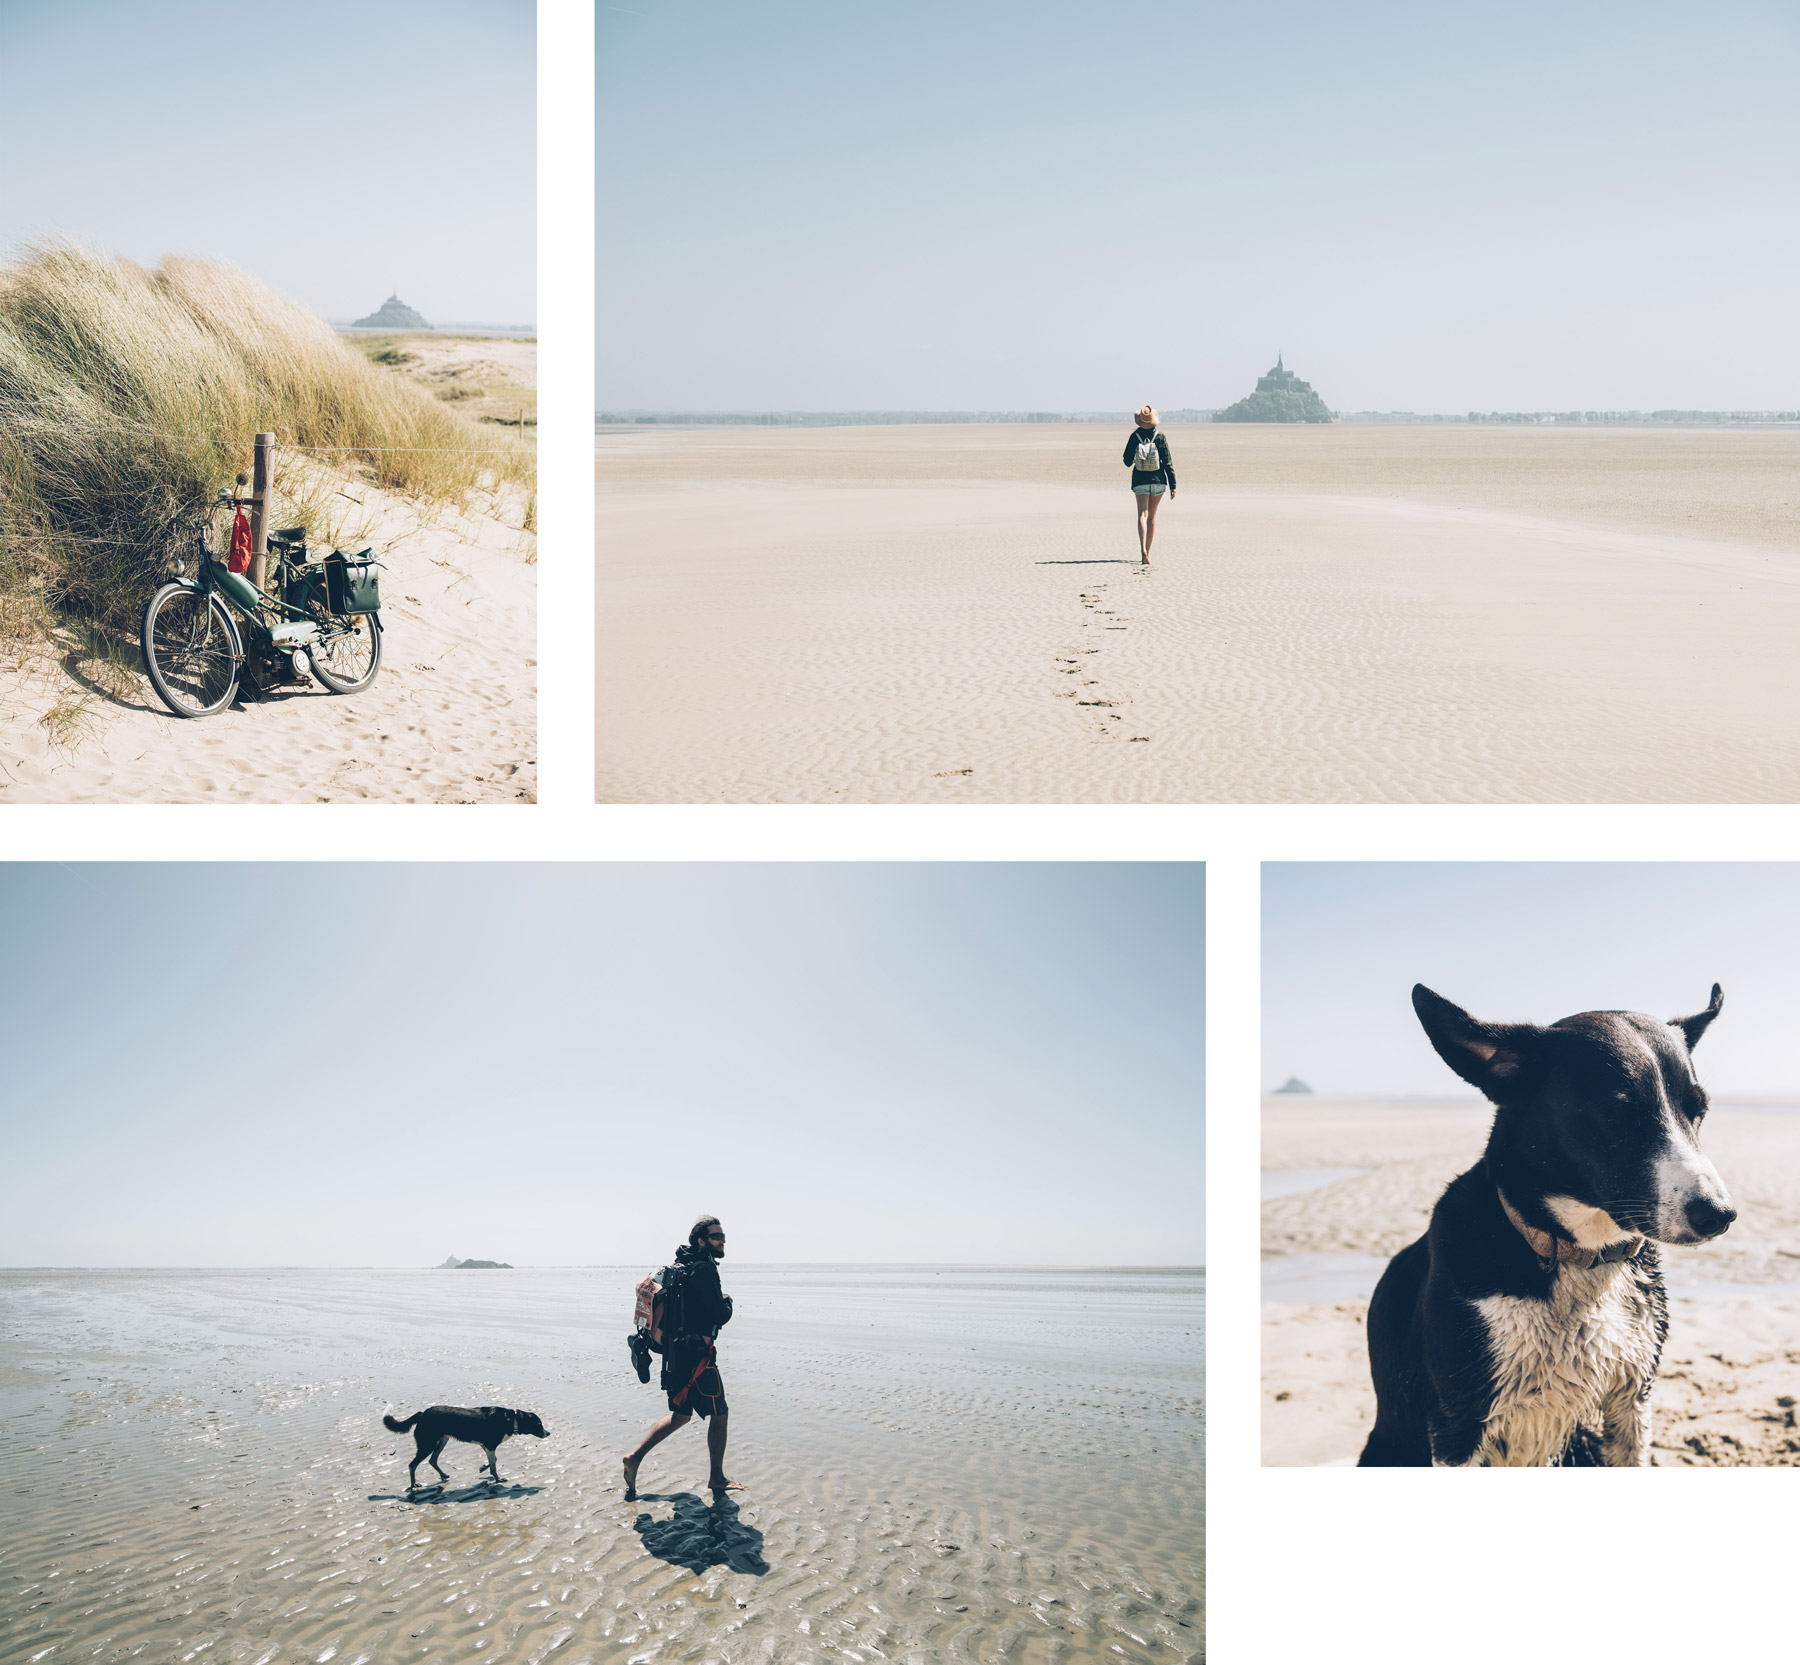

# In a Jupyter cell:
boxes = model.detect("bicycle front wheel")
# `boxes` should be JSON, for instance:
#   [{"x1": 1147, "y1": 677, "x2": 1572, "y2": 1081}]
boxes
[
  {"x1": 310, "y1": 614, "x2": 381, "y2": 694},
  {"x1": 141, "y1": 585, "x2": 240, "y2": 717}
]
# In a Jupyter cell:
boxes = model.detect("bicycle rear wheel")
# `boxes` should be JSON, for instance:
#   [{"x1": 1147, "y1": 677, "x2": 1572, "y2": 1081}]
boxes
[
  {"x1": 310, "y1": 614, "x2": 381, "y2": 694},
  {"x1": 141, "y1": 585, "x2": 240, "y2": 717}
]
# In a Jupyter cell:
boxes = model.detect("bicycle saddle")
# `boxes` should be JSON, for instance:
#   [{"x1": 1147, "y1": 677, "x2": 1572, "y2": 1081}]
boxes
[{"x1": 269, "y1": 527, "x2": 307, "y2": 545}]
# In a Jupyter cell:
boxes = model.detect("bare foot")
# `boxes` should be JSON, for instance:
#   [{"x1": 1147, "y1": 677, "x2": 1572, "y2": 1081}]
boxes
[
  {"x1": 622, "y1": 1454, "x2": 641, "y2": 1501},
  {"x1": 709, "y1": 1476, "x2": 744, "y2": 1495}
]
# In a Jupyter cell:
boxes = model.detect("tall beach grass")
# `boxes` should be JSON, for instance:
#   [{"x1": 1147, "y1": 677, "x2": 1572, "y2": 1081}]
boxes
[{"x1": 0, "y1": 243, "x2": 533, "y2": 642}]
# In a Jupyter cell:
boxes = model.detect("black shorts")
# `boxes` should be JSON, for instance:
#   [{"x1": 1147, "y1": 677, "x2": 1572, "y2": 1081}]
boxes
[{"x1": 662, "y1": 1335, "x2": 727, "y2": 1420}]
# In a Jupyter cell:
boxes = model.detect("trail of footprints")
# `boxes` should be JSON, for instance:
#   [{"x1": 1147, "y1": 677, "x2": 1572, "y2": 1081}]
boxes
[{"x1": 1053, "y1": 571, "x2": 1151, "y2": 744}]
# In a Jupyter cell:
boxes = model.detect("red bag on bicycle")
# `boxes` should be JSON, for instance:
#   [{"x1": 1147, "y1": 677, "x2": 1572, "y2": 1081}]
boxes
[{"x1": 228, "y1": 508, "x2": 253, "y2": 574}]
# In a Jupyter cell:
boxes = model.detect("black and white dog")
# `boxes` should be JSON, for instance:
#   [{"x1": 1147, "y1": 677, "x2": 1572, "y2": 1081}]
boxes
[
  {"x1": 383, "y1": 1405, "x2": 549, "y2": 1488},
  {"x1": 1359, "y1": 983, "x2": 1736, "y2": 1468}
]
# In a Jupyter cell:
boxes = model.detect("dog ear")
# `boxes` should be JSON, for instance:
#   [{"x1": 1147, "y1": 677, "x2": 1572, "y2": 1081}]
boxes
[
  {"x1": 1671, "y1": 983, "x2": 1723, "y2": 1051},
  {"x1": 1412, "y1": 985, "x2": 1539, "y2": 1096}
]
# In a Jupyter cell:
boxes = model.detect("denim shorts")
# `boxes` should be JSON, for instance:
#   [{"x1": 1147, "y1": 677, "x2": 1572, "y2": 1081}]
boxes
[{"x1": 1132, "y1": 481, "x2": 1166, "y2": 496}]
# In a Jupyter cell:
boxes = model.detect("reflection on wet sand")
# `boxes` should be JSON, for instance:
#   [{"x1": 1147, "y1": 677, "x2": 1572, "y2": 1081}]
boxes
[{"x1": 1, "y1": 1265, "x2": 1203, "y2": 1662}]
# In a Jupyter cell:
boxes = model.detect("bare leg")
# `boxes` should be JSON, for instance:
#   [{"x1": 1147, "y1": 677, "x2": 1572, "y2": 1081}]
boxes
[
  {"x1": 1134, "y1": 493, "x2": 1149, "y2": 557},
  {"x1": 623, "y1": 1410, "x2": 691, "y2": 1499},
  {"x1": 707, "y1": 1409, "x2": 741, "y2": 1493},
  {"x1": 1142, "y1": 491, "x2": 1164, "y2": 560}
]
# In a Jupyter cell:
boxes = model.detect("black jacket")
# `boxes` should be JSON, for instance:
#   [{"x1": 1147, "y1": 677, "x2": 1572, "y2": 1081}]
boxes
[
  {"x1": 1123, "y1": 425, "x2": 1175, "y2": 490},
  {"x1": 670, "y1": 1245, "x2": 733, "y2": 1339}
]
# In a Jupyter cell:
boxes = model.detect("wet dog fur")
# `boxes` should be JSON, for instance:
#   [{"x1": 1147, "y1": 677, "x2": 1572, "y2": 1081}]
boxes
[{"x1": 1359, "y1": 983, "x2": 1736, "y2": 1467}]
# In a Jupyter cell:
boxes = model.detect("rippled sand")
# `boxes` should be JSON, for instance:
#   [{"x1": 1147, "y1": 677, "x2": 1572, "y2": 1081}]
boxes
[
  {"x1": 1261, "y1": 1097, "x2": 1800, "y2": 1464},
  {"x1": 596, "y1": 423, "x2": 1800, "y2": 803},
  {"x1": 0, "y1": 1268, "x2": 1202, "y2": 1662}
]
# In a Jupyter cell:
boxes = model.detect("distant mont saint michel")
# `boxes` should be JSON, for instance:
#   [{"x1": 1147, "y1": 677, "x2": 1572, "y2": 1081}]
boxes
[
  {"x1": 1214, "y1": 356, "x2": 1334, "y2": 424},
  {"x1": 353, "y1": 291, "x2": 431, "y2": 330}
]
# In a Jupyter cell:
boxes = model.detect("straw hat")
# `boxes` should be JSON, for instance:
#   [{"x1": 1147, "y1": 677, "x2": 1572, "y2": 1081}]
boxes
[{"x1": 1135, "y1": 404, "x2": 1158, "y2": 425}]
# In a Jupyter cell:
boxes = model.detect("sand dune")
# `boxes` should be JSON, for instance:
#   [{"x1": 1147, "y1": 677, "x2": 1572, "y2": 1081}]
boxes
[
  {"x1": 0, "y1": 482, "x2": 536, "y2": 803},
  {"x1": 597, "y1": 423, "x2": 1800, "y2": 803},
  {"x1": 1, "y1": 1268, "x2": 1203, "y2": 1663},
  {"x1": 353, "y1": 332, "x2": 538, "y2": 432},
  {"x1": 1261, "y1": 1098, "x2": 1800, "y2": 1465}
]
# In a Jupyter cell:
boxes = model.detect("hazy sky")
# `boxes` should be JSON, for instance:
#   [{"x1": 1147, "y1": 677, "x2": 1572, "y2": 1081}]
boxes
[
  {"x1": 1, "y1": 863, "x2": 1203, "y2": 1268},
  {"x1": 0, "y1": 0, "x2": 534, "y2": 322},
  {"x1": 1265, "y1": 864, "x2": 1800, "y2": 1097},
  {"x1": 599, "y1": 0, "x2": 1799, "y2": 411}
]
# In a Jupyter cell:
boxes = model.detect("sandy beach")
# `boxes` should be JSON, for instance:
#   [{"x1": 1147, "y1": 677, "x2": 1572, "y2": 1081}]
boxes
[
  {"x1": 0, "y1": 1267, "x2": 1203, "y2": 1663},
  {"x1": 347, "y1": 332, "x2": 538, "y2": 434},
  {"x1": 1262, "y1": 1097, "x2": 1800, "y2": 1465},
  {"x1": 0, "y1": 479, "x2": 536, "y2": 804},
  {"x1": 596, "y1": 423, "x2": 1800, "y2": 803}
]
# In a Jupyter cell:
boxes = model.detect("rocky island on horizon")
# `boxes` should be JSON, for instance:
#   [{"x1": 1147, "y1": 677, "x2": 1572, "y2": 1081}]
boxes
[
  {"x1": 1215, "y1": 356, "x2": 1334, "y2": 423},
  {"x1": 353, "y1": 291, "x2": 431, "y2": 330}
]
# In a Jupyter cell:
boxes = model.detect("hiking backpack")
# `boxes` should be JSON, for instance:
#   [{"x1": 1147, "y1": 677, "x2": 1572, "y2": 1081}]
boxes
[{"x1": 633, "y1": 1260, "x2": 691, "y2": 1354}]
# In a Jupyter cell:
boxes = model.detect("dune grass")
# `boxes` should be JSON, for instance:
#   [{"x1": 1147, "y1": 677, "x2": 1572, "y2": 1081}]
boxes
[{"x1": 0, "y1": 243, "x2": 533, "y2": 644}]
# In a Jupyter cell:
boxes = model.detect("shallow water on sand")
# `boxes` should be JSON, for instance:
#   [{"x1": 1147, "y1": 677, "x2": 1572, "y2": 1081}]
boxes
[{"x1": 0, "y1": 1268, "x2": 1202, "y2": 1664}]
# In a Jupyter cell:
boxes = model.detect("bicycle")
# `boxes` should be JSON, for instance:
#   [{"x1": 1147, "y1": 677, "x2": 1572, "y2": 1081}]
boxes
[{"x1": 140, "y1": 477, "x2": 384, "y2": 719}]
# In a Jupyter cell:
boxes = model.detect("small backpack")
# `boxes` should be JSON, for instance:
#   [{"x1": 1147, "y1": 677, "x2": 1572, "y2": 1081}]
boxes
[{"x1": 1132, "y1": 431, "x2": 1161, "y2": 471}]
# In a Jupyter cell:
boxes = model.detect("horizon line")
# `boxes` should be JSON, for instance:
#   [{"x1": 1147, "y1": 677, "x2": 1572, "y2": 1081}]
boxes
[
  {"x1": 0, "y1": 1260, "x2": 1206, "y2": 1273},
  {"x1": 1263, "y1": 1089, "x2": 1800, "y2": 1101},
  {"x1": 597, "y1": 407, "x2": 1800, "y2": 423}
]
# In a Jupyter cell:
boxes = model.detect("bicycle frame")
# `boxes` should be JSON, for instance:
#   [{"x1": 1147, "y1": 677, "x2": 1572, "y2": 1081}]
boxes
[{"x1": 176, "y1": 501, "x2": 376, "y2": 659}]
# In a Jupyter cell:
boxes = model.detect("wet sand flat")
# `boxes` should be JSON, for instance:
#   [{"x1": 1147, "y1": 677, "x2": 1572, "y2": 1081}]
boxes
[
  {"x1": 0, "y1": 1267, "x2": 1203, "y2": 1663},
  {"x1": 596, "y1": 424, "x2": 1800, "y2": 803},
  {"x1": 1261, "y1": 1098, "x2": 1800, "y2": 1465}
]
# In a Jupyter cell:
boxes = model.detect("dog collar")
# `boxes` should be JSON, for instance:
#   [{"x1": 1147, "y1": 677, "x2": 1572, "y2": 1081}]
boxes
[{"x1": 1497, "y1": 1188, "x2": 1645, "y2": 1273}]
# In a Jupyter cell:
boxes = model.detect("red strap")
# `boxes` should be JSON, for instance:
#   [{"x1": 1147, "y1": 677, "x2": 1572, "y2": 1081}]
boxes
[
  {"x1": 669, "y1": 1339, "x2": 714, "y2": 1408},
  {"x1": 228, "y1": 509, "x2": 253, "y2": 574}
]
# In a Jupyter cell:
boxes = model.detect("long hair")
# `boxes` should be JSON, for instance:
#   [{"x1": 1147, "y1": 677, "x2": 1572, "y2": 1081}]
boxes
[{"x1": 676, "y1": 1214, "x2": 722, "y2": 1262}]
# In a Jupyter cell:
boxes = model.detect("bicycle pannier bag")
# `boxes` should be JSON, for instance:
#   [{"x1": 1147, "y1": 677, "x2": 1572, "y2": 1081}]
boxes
[{"x1": 325, "y1": 549, "x2": 381, "y2": 615}]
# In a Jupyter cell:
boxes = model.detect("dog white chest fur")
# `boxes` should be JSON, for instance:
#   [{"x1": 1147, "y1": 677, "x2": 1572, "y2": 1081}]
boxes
[{"x1": 1455, "y1": 1261, "x2": 1660, "y2": 1467}]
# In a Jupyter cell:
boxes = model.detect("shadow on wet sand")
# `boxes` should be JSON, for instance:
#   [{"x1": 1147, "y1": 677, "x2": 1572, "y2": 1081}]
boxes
[
  {"x1": 632, "y1": 1492, "x2": 769, "y2": 1575},
  {"x1": 368, "y1": 1481, "x2": 545, "y2": 1505}
]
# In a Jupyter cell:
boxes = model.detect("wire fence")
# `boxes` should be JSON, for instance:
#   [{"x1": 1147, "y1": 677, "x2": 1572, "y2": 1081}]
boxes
[
  {"x1": 4, "y1": 417, "x2": 530, "y2": 455},
  {"x1": 0, "y1": 423, "x2": 533, "y2": 549}
]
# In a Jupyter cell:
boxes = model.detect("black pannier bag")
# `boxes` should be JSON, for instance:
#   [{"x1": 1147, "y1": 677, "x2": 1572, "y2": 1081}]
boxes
[{"x1": 325, "y1": 549, "x2": 381, "y2": 615}]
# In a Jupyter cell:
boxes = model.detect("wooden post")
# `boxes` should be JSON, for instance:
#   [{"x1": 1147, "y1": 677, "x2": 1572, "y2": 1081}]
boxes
[{"x1": 247, "y1": 432, "x2": 275, "y2": 591}]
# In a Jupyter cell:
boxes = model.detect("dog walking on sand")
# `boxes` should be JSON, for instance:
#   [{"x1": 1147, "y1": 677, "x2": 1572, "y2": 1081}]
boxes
[{"x1": 623, "y1": 1214, "x2": 741, "y2": 1500}]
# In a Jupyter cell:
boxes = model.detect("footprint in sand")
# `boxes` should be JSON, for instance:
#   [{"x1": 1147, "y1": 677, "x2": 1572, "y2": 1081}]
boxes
[{"x1": 1054, "y1": 578, "x2": 1150, "y2": 745}]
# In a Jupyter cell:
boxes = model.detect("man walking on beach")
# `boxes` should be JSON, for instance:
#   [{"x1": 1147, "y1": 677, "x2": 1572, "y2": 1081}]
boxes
[{"x1": 623, "y1": 1214, "x2": 741, "y2": 1500}]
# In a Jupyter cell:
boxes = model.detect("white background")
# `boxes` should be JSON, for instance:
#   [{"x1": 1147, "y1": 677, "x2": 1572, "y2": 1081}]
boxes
[{"x1": 6, "y1": 1, "x2": 1799, "y2": 1658}]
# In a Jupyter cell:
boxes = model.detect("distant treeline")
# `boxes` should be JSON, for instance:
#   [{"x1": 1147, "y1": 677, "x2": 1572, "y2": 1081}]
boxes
[
  {"x1": 1344, "y1": 410, "x2": 1800, "y2": 426},
  {"x1": 602, "y1": 408, "x2": 1799, "y2": 430},
  {"x1": 598, "y1": 409, "x2": 1220, "y2": 427}
]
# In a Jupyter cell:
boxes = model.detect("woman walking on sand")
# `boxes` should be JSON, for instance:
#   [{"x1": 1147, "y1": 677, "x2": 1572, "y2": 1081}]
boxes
[{"x1": 1123, "y1": 405, "x2": 1176, "y2": 564}]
